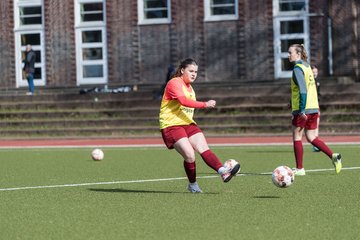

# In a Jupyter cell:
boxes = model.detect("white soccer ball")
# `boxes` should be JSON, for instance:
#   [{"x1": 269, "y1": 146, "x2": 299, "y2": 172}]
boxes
[
  {"x1": 91, "y1": 148, "x2": 104, "y2": 161},
  {"x1": 224, "y1": 159, "x2": 241, "y2": 175},
  {"x1": 272, "y1": 166, "x2": 294, "y2": 188}
]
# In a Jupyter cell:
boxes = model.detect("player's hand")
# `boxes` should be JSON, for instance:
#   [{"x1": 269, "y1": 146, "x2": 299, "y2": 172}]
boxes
[
  {"x1": 299, "y1": 112, "x2": 307, "y2": 121},
  {"x1": 205, "y1": 100, "x2": 216, "y2": 108}
]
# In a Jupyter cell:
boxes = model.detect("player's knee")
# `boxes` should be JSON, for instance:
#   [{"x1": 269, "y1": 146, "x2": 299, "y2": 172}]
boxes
[{"x1": 185, "y1": 154, "x2": 196, "y2": 163}]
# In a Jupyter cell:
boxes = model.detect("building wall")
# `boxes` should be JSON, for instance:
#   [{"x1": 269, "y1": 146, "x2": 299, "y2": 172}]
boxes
[
  {"x1": 0, "y1": 1, "x2": 15, "y2": 88},
  {"x1": 356, "y1": 0, "x2": 360, "y2": 81},
  {"x1": 0, "y1": 0, "x2": 359, "y2": 89},
  {"x1": 325, "y1": 0, "x2": 360, "y2": 80},
  {"x1": 106, "y1": 0, "x2": 140, "y2": 84},
  {"x1": 169, "y1": 0, "x2": 205, "y2": 81},
  {"x1": 308, "y1": 0, "x2": 359, "y2": 81},
  {"x1": 44, "y1": 0, "x2": 76, "y2": 87},
  {"x1": 330, "y1": 0, "x2": 356, "y2": 77},
  {"x1": 309, "y1": 0, "x2": 329, "y2": 76},
  {"x1": 241, "y1": 0, "x2": 274, "y2": 81}
]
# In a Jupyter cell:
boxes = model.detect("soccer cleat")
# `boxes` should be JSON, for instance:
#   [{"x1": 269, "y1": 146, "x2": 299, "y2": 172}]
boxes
[
  {"x1": 221, "y1": 162, "x2": 241, "y2": 183},
  {"x1": 292, "y1": 168, "x2": 306, "y2": 176},
  {"x1": 187, "y1": 182, "x2": 202, "y2": 193},
  {"x1": 312, "y1": 146, "x2": 320, "y2": 152},
  {"x1": 332, "y1": 153, "x2": 342, "y2": 174}
]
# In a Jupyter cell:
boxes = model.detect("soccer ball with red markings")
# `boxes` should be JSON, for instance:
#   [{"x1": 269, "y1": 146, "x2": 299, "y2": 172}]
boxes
[
  {"x1": 272, "y1": 166, "x2": 294, "y2": 188},
  {"x1": 91, "y1": 148, "x2": 104, "y2": 161},
  {"x1": 224, "y1": 159, "x2": 241, "y2": 175}
]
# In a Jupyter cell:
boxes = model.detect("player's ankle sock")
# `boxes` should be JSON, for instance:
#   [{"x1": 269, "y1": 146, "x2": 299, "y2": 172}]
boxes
[
  {"x1": 217, "y1": 167, "x2": 226, "y2": 175},
  {"x1": 200, "y1": 150, "x2": 223, "y2": 172},
  {"x1": 311, "y1": 137, "x2": 333, "y2": 158},
  {"x1": 293, "y1": 140, "x2": 304, "y2": 169},
  {"x1": 183, "y1": 161, "x2": 196, "y2": 183}
]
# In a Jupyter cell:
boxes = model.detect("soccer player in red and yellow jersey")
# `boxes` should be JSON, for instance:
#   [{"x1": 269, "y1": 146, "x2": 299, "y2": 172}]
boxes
[
  {"x1": 159, "y1": 58, "x2": 240, "y2": 193},
  {"x1": 288, "y1": 44, "x2": 342, "y2": 176}
]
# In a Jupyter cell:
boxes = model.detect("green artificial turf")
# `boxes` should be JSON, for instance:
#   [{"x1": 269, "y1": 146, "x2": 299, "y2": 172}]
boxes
[{"x1": 0, "y1": 144, "x2": 359, "y2": 240}]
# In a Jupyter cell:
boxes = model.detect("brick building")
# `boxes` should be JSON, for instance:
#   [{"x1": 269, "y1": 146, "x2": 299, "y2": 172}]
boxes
[{"x1": 0, "y1": 0, "x2": 359, "y2": 89}]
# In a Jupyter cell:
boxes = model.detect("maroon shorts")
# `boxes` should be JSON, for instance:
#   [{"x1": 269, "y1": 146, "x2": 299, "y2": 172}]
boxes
[
  {"x1": 292, "y1": 113, "x2": 319, "y2": 129},
  {"x1": 161, "y1": 124, "x2": 202, "y2": 149}
]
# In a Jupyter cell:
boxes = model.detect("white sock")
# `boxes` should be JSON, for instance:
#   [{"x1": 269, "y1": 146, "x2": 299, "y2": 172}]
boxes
[{"x1": 217, "y1": 167, "x2": 226, "y2": 175}]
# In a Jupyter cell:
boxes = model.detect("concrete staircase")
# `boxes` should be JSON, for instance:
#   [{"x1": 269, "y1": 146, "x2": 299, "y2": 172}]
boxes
[{"x1": 0, "y1": 82, "x2": 359, "y2": 139}]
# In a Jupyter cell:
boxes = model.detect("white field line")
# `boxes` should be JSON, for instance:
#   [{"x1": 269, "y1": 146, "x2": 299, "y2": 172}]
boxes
[{"x1": 1, "y1": 167, "x2": 359, "y2": 192}]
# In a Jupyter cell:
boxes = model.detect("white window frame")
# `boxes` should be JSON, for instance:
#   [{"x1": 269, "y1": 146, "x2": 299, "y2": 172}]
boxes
[
  {"x1": 14, "y1": 0, "x2": 46, "y2": 88},
  {"x1": 204, "y1": 0, "x2": 238, "y2": 22},
  {"x1": 273, "y1": 0, "x2": 310, "y2": 79},
  {"x1": 14, "y1": 0, "x2": 43, "y2": 30},
  {"x1": 75, "y1": 0, "x2": 108, "y2": 85},
  {"x1": 137, "y1": 0, "x2": 171, "y2": 25}
]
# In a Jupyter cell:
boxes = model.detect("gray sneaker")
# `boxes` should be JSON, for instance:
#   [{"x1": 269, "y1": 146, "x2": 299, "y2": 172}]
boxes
[{"x1": 187, "y1": 182, "x2": 202, "y2": 193}]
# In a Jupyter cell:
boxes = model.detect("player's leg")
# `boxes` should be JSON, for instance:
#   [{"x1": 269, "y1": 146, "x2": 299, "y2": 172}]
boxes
[
  {"x1": 161, "y1": 126, "x2": 202, "y2": 192},
  {"x1": 312, "y1": 116, "x2": 321, "y2": 152},
  {"x1": 173, "y1": 138, "x2": 202, "y2": 193},
  {"x1": 306, "y1": 113, "x2": 333, "y2": 158},
  {"x1": 293, "y1": 125, "x2": 306, "y2": 175},
  {"x1": 306, "y1": 129, "x2": 333, "y2": 157},
  {"x1": 189, "y1": 132, "x2": 240, "y2": 182},
  {"x1": 306, "y1": 129, "x2": 342, "y2": 174},
  {"x1": 183, "y1": 124, "x2": 223, "y2": 172},
  {"x1": 188, "y1": 132, "x2": 222, "y2": 171}
]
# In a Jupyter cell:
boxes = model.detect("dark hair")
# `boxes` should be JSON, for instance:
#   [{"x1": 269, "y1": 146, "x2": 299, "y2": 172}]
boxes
[
  {"x1": 290, "y1": 44, "x2": 308, "y2": 62},
  {"x1": 172, "y1": 58, "x2": 198, "y2": 78}
]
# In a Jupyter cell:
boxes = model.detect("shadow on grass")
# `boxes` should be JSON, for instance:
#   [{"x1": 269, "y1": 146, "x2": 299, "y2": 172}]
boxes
[{"x1": 88, "y1": 188, "x2": 219, "y2": 195}]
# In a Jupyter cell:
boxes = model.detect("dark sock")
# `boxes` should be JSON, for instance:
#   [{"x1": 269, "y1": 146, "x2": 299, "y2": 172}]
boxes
[
  {"x1": 311, "y1": 137, "x2": 333, "y2": 158},
  {"x1": 293, "y1": 140, "x2": 304, "y2": 169},
  {"x1": 183, "y1": 161, "x2": 196, "y2": 183},
  {"x1": 200, "y1": 149, "x2": 223, "y2": 172}
]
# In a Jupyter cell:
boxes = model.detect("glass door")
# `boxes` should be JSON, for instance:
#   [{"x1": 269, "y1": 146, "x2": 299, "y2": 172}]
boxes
[{"x1": 14, "y1": 0, "x2": 45, "y2": 87}]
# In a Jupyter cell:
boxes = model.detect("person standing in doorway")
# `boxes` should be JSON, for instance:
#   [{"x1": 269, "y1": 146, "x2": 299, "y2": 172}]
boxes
[
  {"x1": 23, "y1": 44, "x2": 36, "y2": 95},
  {"x1": 288, "y1": 44, "x2": 342, "y2": 176}
]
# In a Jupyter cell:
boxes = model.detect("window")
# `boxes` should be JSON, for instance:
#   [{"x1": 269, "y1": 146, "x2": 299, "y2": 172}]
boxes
[
  {"x1": 82, "y1": 30, "x2": 102, "y2": 43},
  {"x1": 273, "y1": 0, "x2": 309, "y2": 78},
  {"x1": 204, "y1": 0, "x2": 238, "y2": 21},
  {"x1": 138, "y1": 0, "x2": 171, "y2": 25},
  {"x1": 278, "y1": 0, "x2": 306, "y2": 12},
  {"x1": 281, "y1": 20, "x2": 304, "y2": 34},
  {"x1": 80, "y1": 2, "x2": 103, "y2": 22},
  {"x1": 82, "y1": 48, "x2": 103, "y2": 60},
  {"x1": 80, "y1": 29, "x2": 105, "y2": 79},
  {"x1": 14, "y1": 0, "x2": 45, "y2": 88},
  {"x1": 75, "y1": 0, "x2": 107, "y2": 85},
  {"x1": 19, "y1": 6, "x2": 42, "y2": 25}
]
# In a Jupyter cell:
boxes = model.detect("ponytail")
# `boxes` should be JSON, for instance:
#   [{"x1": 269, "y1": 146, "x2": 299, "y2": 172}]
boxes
[{"x1": 290, "y1": 44, "x2": 308, "y2": 62}]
